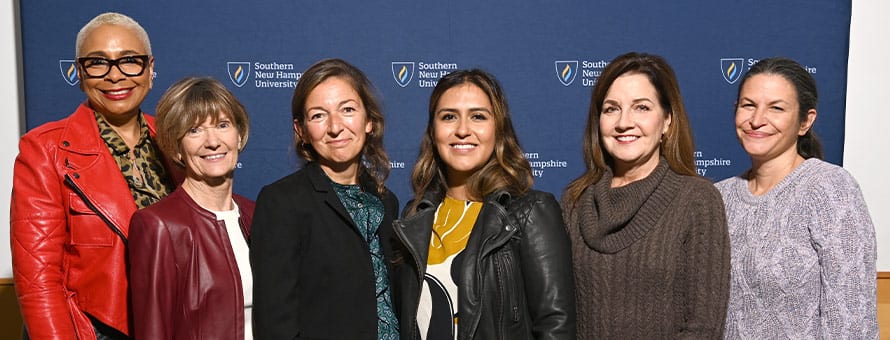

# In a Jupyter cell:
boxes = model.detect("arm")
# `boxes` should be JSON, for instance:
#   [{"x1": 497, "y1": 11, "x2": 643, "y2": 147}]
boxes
[
  {"x1": 678, "y1": 182, "x2": 731, "y2": 339},
  {"x1": 807, "y1": 171, "x2": 878, "y2": 339},
  {"x1": 250, "y1": 185, "x2": 302, "y2": 339},
  {"x1": 129, "y1": 211, "x2": 177, "y2": 340},
  {"x1": 517, "y1": 192, "x2": 576, "y2": 340},
  {"x1": 10, "y1": 134, "x2": 78, "y2": 340}
]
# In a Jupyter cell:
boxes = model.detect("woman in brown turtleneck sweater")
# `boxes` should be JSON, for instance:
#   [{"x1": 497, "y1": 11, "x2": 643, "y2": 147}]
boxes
[{"x1": 561, "y1": 52, "x2": 730, "y2": 339}]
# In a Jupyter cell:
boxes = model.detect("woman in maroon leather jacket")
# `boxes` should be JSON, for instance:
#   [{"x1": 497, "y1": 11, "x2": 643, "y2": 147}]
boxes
[{"x1": 128, "y1": 77, "x2": 255, "y2": 339}]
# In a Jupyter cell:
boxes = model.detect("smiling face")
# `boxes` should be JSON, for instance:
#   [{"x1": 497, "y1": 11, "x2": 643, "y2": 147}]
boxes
[
  {"x1": 297, "y1": 76, "x2": 372, "y2": 181},
  {"x1": 180, "y1": 114, "x2": 242, "y2": 185},
  {"x1": 77, "y1": 24, "x2": 153, "y2": 123},
  {"x1": 433, "y1": 84, "x2": 496, "y2": 186},
  {"x1": 735, "y1": 73, "x2": 815, "y2": 165},
  {"x1": 599, "y1": 73, "x2": 671, "y2": 178}
]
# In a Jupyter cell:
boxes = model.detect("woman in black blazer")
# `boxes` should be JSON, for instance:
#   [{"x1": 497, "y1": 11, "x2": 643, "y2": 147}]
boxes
[{"x1": 250, "y1": 58, "x2": 400, "y2": 339}]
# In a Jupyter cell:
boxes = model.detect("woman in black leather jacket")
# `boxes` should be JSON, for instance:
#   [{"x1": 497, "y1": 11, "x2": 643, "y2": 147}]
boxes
[{"x1": 393, "y1": 69, "x2": 576, "y2": 340}]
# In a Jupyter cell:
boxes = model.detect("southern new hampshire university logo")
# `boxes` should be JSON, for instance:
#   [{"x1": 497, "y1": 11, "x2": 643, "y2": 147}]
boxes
[
  {"x1": 59, "y1": 60, "x2": 78, "y2": 86},
  {"x1": 720, "y1": 58, "x2": 744, "y2": 84},
  {"x1": 227, "y1": 62, "x2": 251, "y2": 87},
  {"x1": 392, "y1": 62, "x2": 414, "y2": 87},
  {"x1": 555, "y1": 61, "x2": 578, "y2": 86}
]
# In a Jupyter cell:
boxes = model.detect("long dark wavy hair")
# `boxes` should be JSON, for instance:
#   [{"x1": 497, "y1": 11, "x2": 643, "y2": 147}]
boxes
[{"x1": 407, "y1": 69, "x2": 532, "y2": 214}]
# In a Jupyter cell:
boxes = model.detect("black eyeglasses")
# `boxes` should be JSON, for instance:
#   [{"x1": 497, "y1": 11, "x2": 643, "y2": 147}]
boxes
[{"x1": 76, "y1": 55, "x2": 150, "y2": 78}]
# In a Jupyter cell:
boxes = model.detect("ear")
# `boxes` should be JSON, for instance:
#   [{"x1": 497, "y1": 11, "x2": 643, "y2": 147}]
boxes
[
  {"x1": 147, "y1": 57, "x2": 155, "y2": 90},
  {"x1": 663, "y1": 111, "x2": 673, "y2": 135},
  {"x1": 365, "y1": 120, "x2": 373, "y2": 135},
  {"x1": 798, "y1": 108, "x2": 817, "y2": 136},
  {"x1": 293, "y1": 119, "x2": 304, "y2": 141}
]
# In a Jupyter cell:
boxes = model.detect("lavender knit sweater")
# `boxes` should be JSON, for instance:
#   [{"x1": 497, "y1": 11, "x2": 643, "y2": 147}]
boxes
[{"x1": 716, "y1": 158, "x2": 878, "y2": 339}]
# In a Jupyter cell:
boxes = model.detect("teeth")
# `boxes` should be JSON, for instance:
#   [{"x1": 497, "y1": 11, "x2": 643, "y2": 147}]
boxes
[
  {"x1": 203, "y1": 154, "x2": 225, "y2": 160},
  {"x1": 452, "y1": 144, "x2": 475, "y2": 149},
  {"x1": 617, "y1": 136, "x2": 638, "y2": 142},
  {"x1": 105, "y1": 89, "x2": 129, "y2": 95}
]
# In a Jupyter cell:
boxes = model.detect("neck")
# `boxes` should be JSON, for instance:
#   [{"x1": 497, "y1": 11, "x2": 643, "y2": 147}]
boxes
[
  {"x1": 99, "y1": 111, "x2": 142, "y2": 149},
  {"x1": 320, "y1": 162, "x2": 360, "y2": 185},
  {"x1": 181, "y1": 177, "x2": 234, "y2": 211},
  {"x1": 747, "y1": 150, "x2": 805, "y2": 196},
  {"x1": 446, "y1": 183, "x2": 471, "y2": 201},
  {"x1": 611, "y1": 156, "x2": 660, "y2": 188}
]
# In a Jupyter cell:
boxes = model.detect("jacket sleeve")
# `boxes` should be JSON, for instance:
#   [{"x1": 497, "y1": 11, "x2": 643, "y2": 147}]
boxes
[
  {"x1": 129, "y1": 210, "x2": 177, "y2": 340},
  {"x1": 517, "y1": 192, "x2": 577, "y2": 340},
  {"x1": 678, "y1": 182, "x2": 730, "y2": 339},
  {"x1": 10, "y1": 133, "x2": 80, "y2": 340},
  {"x1": 250, "y1": 185, "x2": 302, "y2": 339},
  {"x1": 807, "y1": 170, "x2": 878, "y2": 338}
]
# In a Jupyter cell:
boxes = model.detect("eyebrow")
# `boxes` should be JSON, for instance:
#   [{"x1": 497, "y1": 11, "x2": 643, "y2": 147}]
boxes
[
  {"x1": 437, "y1": 107, "x2": 492, "y2": 114},
  {"x1": 306, "y1": 99, "x2": 359, "y2": 112}
]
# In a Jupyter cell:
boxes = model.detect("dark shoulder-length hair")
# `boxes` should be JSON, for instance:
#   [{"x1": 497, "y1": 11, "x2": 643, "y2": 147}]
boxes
[
  {"x1": 408, "y1": 69, "x2": 532, "y2": 212},
  {"x1": 290, "y1": 58, "x2": 389, "y2": 194},
  {"x1": 736, "y1": 57, "x2": 822, "y2": 160},
  {"x1": 155, "y1": 76, "x2": 250, "y2": 168},
  {"x1": 564, "y1": 52, "x2": 696, "y2": 207}
]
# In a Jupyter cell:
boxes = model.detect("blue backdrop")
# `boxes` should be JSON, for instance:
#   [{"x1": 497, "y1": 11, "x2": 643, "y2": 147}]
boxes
[{"x1": 21, "y1": 1, "x2": 851, "y2": 203}]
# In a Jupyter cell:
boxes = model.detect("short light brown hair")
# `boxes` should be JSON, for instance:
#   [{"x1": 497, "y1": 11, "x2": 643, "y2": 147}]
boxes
[{"x1": 155, "y1": 77, "x2": 250, "y2": 167}]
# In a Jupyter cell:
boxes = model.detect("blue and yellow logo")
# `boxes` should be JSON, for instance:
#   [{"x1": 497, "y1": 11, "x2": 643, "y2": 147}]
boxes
[
  {"x1": 720, "y1": 58, "x2": 745, "y2": 84},
  {"x1": 555, "y1": 60, "x2": 578, "y2": 86},
  {"x1": 59, "y1": 60, "x2": 78, "y2": 86},
  {"x1": 391, "y1": 62, "x2": 415, "y2": 88},
  {"x1": 227, "y1": 62, "x2": 251, "y2": 87}
]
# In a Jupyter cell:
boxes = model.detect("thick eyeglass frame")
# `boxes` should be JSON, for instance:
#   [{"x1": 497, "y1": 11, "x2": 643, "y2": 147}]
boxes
[{"x1": 76, "y1": 55, "x2": 151, "y2": 78}]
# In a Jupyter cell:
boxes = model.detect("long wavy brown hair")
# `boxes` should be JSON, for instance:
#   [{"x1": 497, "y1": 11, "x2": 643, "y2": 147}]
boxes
[
  {"x1": 291, "y1": 58, "x2": 389, "y2": 194},
  {"x1": 563, "y1": 52, "x2": 697, "y2": 208},
  {"x1": 408, "y1": 69, "x2": 532, "y2": 214}
]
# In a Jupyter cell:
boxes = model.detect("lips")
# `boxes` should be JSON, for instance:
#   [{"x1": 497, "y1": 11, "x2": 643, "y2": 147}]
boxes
[
  {"x1": 615, "y1": 135, "x2": 639, "y2": 143},
  {"x1": 742, "y1": 130, "x2": 772, "y2": 138},
  {"x1": 201, "y1": 153, "x2": 226, "y2": 161},
  {"x1": 451, "y1": 143, "x2": 477, "y2": 150},
  {"x1": 100, "y1": 87, "x2": 133, "y2": 100}
]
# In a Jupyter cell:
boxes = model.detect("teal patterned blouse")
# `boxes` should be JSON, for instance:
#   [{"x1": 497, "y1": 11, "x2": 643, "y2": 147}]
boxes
[{"x1": 331, "y1": 182, "x2": 399, "y2": 340}]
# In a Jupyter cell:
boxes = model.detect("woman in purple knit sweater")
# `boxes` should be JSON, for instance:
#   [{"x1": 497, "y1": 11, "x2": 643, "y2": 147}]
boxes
[{"x1": 717, "y1": 57, "x2": 878, "y2": 339}]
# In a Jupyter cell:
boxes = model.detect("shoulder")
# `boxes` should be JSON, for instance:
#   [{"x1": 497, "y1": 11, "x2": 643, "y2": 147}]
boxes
[
  {"x1": 258, "y1": 167, "x2": 313, "y2": 198},
  {"x1": 233, "y1": 194, "x2": 256, "y2": 213}
]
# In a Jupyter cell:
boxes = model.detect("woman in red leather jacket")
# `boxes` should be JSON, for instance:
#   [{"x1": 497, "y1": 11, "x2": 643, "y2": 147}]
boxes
[
  {"x1": 10, "y1": 12, "x2": 175, "y2": 339},
  {"x1": 128, "y1": 77, "x2": 255, "y2": 340}
]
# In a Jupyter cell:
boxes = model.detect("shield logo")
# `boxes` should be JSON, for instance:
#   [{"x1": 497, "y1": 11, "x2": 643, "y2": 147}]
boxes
[
  {"x1": 721, "y1": 58, "x2": 745, "y2": 84},
  {"x1": 227, "y1": 62, "x2": 251, "y2": 87},
  {"x1": 555, "y1": 60, "x2": 578, "y2": 86},
  {"x1": 59, "y1": 60, "x2": 78, "y2": 86},
  {"x1": 392, "y1": 62, "x2": 415, "y2": 88}
]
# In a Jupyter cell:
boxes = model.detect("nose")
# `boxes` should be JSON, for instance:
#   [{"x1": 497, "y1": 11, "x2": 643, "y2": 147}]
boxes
[
  {"x1": 749, "y1": 107, "x2": 767, "y2": 129},
  {"x1": 105, "y1": 64, "x2": 127, "y2": 82},
  {"x1": 327, "y1": 114, "x2": 344, "y2": 136},
  {"x1": 455, "y1": 117, "x2": 470, "y2": 138},
  {"x1": 615, "y1": 111, "x2": 634, "y2": 131},
  {"x1": 203, "y1": 127, "x2": 221, "y2": 149}
]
